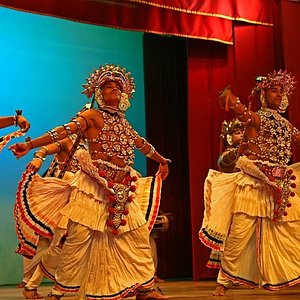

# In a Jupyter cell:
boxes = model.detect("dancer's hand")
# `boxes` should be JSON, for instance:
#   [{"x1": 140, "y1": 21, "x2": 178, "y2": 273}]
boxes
[
  {"x1": 17, "y1": 116, "x2": 30, "y2": 132},
  {"x1": 219, "y1": 86, "x2": 232, "y2": 111},
  {"x1": 156, "y1": 162, "x2": 170, "y2": 181},
  {"x1": 9, "y1": 142, "x2": 31, "y2": 159}
]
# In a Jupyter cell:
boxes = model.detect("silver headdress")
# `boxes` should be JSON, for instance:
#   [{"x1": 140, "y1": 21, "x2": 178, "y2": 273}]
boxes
[
  {"x1": 82, "y1": 64, "x2": 136, "y2": 112},
  {"x1": 252, "y1": 70, "x2": 296, "y2": 113}
]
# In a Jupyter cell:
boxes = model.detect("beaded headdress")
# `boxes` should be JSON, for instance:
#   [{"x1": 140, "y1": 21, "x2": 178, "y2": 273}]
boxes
[
  {"x1": 220, "y1": 119, "x2": 244, "y2": 148},
  {"x1": 251, "y1": 70, "x2": 296, "y2": 113},
  {"x1": 220, "y1": 119, "x2": 243, "y2": 139},
  {"x1": 252, "y1": 70, "x2": 296, "y2": 96},
  {"x1": 82, "y1": 64, "x2": 136, "y2": 99}
]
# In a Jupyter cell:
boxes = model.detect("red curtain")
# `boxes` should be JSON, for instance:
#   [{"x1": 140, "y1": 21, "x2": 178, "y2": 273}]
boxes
[
  {"x1": 188, "y1": 40, "x2": 236, "y2": 279},
  {"x1": 2, "y1": 0, "x2": 297, "y2": 281},
  {"x1": 0, "y1": 0, "x2": 273, "y2": 44},
  {"x1": 188, "y1": 1, "x2": 284, "y2": 279},
  {"x1": 281, "y1": 1, "x2": 300, "y2": 163},
  {"x1": 128, "y1": 0, "x2": 274, "y2": 25}
]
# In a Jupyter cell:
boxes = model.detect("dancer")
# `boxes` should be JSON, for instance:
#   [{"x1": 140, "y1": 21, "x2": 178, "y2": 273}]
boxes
[
  {"x1": 10, "y1": 64, "x2": 170, "y2": 300},
  {"x1": 16, "y1": 238, "x2": 50, "y2": 290},
  {"x1": 206, "y1": 119, "x2": 244, "y2": 270},
  {"x1": 199, "y1": 70, "x2": 300, "y2": 296},
  {"x1": 22, "y1": 134, "x2": 87, "y2": 299},
  {"x1": 217, "y1": 118, "x2": 244, "y2": 173}
]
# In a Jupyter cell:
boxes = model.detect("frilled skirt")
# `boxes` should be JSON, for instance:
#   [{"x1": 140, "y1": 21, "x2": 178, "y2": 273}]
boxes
[
  {"x1": 199, "y1": 157, "x2": 300, "y2": 290},
  {"x1": 15, "y1": 151, "x2": 163, "y2": 299}
]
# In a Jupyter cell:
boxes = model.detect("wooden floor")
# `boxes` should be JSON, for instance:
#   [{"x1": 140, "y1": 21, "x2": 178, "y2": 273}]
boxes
[{"x1": 2, "y1": 280, "x2": 300, "y2": 299}]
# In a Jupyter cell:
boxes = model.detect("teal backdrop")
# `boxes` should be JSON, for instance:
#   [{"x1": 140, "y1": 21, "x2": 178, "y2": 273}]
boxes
[{"x1": 0, "y1": 7, "x2": 145, "y2": 285}]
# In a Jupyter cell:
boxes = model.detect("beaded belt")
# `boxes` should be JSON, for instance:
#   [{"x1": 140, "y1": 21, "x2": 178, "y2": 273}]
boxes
[
  {"x1": 91, "y1": 159, "x2": 138, "y2": 234},
  {"x1": 254, "y1": 161, "x2": 296, "y2": 222},
  {"x1": 92, "y1": 160, "x2": 128, "y2": 183}
]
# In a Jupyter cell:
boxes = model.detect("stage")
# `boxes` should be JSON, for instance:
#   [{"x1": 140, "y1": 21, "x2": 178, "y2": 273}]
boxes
[{"x1": 2, "y1": 280, "x2": 300, "y2": 299}]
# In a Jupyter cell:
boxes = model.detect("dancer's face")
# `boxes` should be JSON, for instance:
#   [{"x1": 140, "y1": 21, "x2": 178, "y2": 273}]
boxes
[
  {"x1": 265, "y1": 84, "x2": 283, "y2": 110},
  {"x1": 101, "y1": 81, "x2": 122, "y2": 107}
]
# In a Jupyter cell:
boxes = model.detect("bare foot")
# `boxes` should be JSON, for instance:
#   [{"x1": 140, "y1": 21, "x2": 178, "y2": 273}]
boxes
[
  {"x1": 136, "y1": 288, "x2": 168, "y2": 299},
  {"x1": 47, "y1": 294, "x2": 63, "y2": 300},
  {"x1": 213, "y1": 284, "x2": 228, "y2": 296},
  {"x1": 22, "y1": 288, "x2": 44, "y2": 299},
  {"x1": 47, "y1": 295, "x2": 62, "y2": 300}
]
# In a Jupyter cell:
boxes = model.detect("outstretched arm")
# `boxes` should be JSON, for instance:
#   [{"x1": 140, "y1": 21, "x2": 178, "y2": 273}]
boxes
[
  {"x1": 0, "y1": 112, "x2": 30, "y2": 132},
  {"x1": 26, "y1": 137, "x2": 71, "y2": 172},
  {"x1": 9, "y1": 110, "x2": 91, "y2": 159},
  {"x1": 135, "y1": 136, "x2": 170, "y2": 181}
]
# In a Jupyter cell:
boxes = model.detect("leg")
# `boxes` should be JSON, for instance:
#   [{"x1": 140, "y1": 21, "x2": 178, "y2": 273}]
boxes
[
  {"x1": 23, "y1": 238, "x2": 51, "y2": 277},
  {"x1": 220, "y1": 213, "x2": 260, "y2": 286},
  {"x1": 50, "y1": 221, "x2": 93, "y2": 296},
  {"x1": 212, "y1": 271, "x2": 230, "y2": 296},
  {"x1": 22, "y1": 287, "x2": 43, "y2": 299},
  {"x1": 149, "y1": 234, "x2": 165, "y2": 283},
  {"x1": 212, "y1": 283, "x2": 228, "y2": 296},
  {"x1": 40, "y1": 227, "x2": 66, "y2": 280}
]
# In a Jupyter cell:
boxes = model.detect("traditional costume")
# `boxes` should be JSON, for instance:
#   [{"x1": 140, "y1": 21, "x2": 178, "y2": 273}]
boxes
[
  {"x1": 15, "y1": 65, "x2": 164, "y2": 300},
  {"x1": 199, "y1": 70, "x2": 300, "y2": 290}
]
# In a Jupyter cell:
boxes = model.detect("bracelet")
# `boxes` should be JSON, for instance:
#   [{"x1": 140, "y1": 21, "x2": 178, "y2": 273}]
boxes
[
  {"x1": 55, "y1": 141, "x2": 62, "y2": 152},
  {"x1": 47, "y1": 129, "x2": 59, "y2": 142},
  {"x1": 13, "y1": 115, "x2": 17, "y2": 126},
  {"x1": 41, "y1": 146, "x2": 49, "y2": 156},
  {"x1": 63, "y1": 124, "x2": 72, "y2": 135},
  {"x1": 35, "y1": 149, "x2": 47, "y2": 157},
  {"x1": 137, "y1": 138, "x2": 147, "y2": 151},
  {"x1": 146, "y1": 144, "x2": 155, "y2": 157},
  {"x1": 218, "y1": 152, "x2": 235, "y2": 168},
  {"x1": 161, "y1": 158, "x2": 171, "y2": 165},
  {"x1": 229, "y1": 97, "x2": 240, "y2": 109},
  {"x1": 70, "y1": 119, "x2": 82, "y2": 132},
  {"x1": 77, "y1": 115, "x2": 89, "y2": 128},
  {"x1": 33, "y1": 153, "x2": 45, "y2": 161}
]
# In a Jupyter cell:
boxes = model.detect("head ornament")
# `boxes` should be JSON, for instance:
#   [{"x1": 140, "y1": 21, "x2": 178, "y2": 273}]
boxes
[
  {"x1": 82, "y1": 64, "x2": 135, "y2": 99},
  {"x1": 252, "y1": 70, "x2": 296, "y2": 97},
  {"x1": 220, "y1": 119, "x2": 244, "y2": 147},
  {"x1": 251, "y1": 70, "x2": 296, "y2": 113}
]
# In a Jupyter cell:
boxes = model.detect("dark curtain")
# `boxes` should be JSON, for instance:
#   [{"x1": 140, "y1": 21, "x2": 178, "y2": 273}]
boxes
[{"x1": 143, "y1": 34, "x2": 192, "y2": 279}]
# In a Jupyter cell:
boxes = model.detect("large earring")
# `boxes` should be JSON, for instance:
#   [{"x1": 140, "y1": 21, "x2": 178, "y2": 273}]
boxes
[
  {"x1": 118, "y1": 93, "x2": 131, "y2": 112},
  {"x1": 226, "y1": 134, "x2": 233, "y2": 146},
  {"x1": 94, "y1": 88, "x2": 105, "y2": 108},
  {"x1": 278, "y1": 94, "x2": 289, "y2": 114},
  {"x1": 260, "y1": 90, "x2": 266, "y2": 108}
]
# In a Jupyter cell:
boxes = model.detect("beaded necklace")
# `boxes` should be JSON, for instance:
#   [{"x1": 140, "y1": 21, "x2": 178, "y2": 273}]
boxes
[
  {"x1": 89, "y1": 109, "x2": 137, "y2": 166},
  {"x1": 248, "y1": 108, "x2": 293, "y2": 165}
]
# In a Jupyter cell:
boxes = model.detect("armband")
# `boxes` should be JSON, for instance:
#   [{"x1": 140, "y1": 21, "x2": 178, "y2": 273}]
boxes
[{"x1": 146, "y1": 144, "x2": 155, "y2": 157}]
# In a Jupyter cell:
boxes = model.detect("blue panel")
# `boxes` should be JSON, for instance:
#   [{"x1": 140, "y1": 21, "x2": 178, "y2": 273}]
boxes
[{"x1": 0, "y1": 7, "x2": 145, "y2": 285}]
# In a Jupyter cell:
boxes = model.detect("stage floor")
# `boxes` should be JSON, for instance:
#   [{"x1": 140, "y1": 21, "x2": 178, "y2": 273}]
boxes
[{"x1": 2, "y1": 280, "x2": 300, "y2": 299}]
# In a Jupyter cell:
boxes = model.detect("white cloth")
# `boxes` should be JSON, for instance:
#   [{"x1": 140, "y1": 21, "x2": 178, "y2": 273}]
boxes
[
  {"x1": 16, "y1": 150, "x2": 163, "y2": 299},
  {"x1": 199, "y1": 158, "x2": 300, "y2": 290}
]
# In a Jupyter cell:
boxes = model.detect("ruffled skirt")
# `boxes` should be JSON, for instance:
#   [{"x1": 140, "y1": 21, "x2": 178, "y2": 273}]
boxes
[{"x1": 199, "y1": 157, "x2": 300, "y2": 289}]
